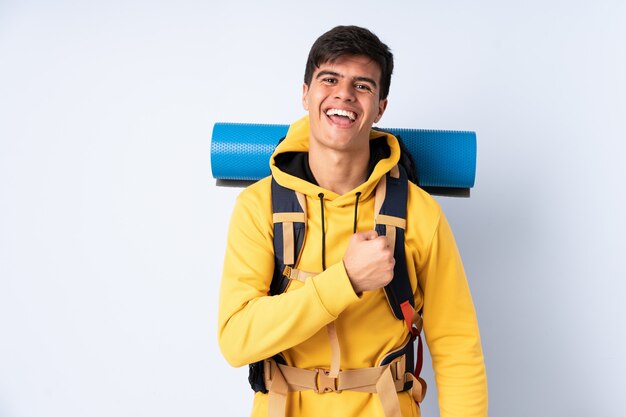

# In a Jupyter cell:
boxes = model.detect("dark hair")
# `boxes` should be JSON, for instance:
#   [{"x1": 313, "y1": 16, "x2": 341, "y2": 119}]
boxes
[
  {"x1": 304, "y1": 26, "x2": 394, "y2": 100},
  {"x1": 395, "y1": 134, "x2": 419, "y2": 184}
]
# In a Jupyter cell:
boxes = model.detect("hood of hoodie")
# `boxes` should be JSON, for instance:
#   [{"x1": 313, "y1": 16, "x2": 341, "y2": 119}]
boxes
[{"x1": 269, "y1": 115, "x2": 401, "y2": 206}]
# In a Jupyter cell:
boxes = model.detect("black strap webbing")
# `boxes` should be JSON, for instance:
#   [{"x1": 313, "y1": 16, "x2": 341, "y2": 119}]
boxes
[{"x1": 375, "y1": 166, "x2": 415, "y2": 319}]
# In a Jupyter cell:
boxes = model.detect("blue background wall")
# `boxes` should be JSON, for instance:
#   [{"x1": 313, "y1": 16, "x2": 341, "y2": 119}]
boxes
[{"x1": 1, "y1": 1, "x2": 625, "y2": 416}]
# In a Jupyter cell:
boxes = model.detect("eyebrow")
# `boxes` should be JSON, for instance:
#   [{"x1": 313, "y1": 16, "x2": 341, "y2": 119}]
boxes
[{"x1": 315, "y1": 70, "x2": 378, "y2": 88}]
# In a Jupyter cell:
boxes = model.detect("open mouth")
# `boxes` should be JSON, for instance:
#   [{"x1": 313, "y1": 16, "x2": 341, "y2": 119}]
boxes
[{"x1": 325, "y1": 108, "x2": 357, "y2": 127}]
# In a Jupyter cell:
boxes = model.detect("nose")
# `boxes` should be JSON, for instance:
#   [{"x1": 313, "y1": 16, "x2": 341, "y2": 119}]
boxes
[{"x1": 334, "y1": 80, "x2": 355, "y2": 102}]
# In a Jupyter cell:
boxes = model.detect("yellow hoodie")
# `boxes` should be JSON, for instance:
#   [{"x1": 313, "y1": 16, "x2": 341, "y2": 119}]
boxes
[{"x1": 218, "y1": 116, "x2": 488, "y2": 417}]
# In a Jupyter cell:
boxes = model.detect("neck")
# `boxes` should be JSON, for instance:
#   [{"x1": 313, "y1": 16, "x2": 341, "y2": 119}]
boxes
[{"x1": 308, "y1": 145, "x2": 370, "y2": 195}]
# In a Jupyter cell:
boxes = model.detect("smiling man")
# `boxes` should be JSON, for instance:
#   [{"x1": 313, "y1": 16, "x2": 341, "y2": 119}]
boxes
[
  {"x1": 218, "y1": 26, "x2": 488, "y2": 417},
  {"x1": 304, "y1": 54, "x2": 388, "y2": 195}
]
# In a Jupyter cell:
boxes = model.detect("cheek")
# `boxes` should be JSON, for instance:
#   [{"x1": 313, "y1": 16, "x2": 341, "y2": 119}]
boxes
[{"x1": 307, "y1": 95, "x2": 322, "y2": 113}]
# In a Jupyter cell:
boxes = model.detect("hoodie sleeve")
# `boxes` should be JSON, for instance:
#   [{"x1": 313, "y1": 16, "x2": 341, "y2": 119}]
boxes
[
  {"x1": 217, "y1": 181, "x2": 359, "y2": 367},
  {"x1": 417, "y1": 206, "x2": 489, "y2": 417}
]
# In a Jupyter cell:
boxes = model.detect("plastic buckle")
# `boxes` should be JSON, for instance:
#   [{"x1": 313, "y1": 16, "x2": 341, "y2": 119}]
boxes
[
  {"x1": 282, "y1": 265, "x2": 292, "y2": 279},
  {"x1": 263, "y1": 359, "x2": 274, "y2": 389},
  {"x1": 391, "y1": 356, "x2": 406, "y2": 381},
  {"x1": 315, "y1": 369, "x2": 341, "y2": 393}
]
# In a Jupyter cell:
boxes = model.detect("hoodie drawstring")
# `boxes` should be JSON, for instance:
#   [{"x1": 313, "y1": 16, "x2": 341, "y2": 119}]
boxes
[
  {"x1": 318, "y1": 191, "x2": 363, "y2": 385},
  {"x1": 318, "y1": 193, "x2": 326, "y2": 271},
  {"x1": 353, "y1": 192, "x2": 362, "y2": 233},
  {"x1": 319, "y1": 192, "x2": 363, "y2": 271}
]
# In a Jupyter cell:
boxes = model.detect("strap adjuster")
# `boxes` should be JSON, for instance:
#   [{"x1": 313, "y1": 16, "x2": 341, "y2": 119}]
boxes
[
  {"x1": 282, "y1": 265, "x2": 292, "y2": 278},
  {"x1": 315, "y1": 369, "x2": 341, "y2": 393}
]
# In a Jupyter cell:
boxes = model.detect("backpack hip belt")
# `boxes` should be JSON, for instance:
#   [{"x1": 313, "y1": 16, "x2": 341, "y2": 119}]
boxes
[{"x1": 264, "y1": 351, "x2": 427, "y2": 417}]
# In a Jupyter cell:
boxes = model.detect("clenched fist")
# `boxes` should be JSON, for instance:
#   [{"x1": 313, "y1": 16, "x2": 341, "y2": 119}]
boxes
[{"x1": 343, "y1": 230, "x2": 395, "y2": 294}]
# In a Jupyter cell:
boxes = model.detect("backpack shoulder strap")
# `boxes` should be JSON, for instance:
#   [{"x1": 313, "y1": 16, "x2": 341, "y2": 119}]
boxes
[
  {"x1": 270, "y1": 177, "x2": 307, "y2": 295},
  {"x1": 374, "y1": 165, "x2": 415, "y2": 321},
  {"x1": 375, "y1": 165, "x2": 426, "y2": 392},
  {"x1": 248, "y1": 178, "x2": 308, "y2": 393}
]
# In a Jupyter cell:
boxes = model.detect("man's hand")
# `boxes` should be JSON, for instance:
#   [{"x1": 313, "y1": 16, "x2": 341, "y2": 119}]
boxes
[{"x1": 343, "y1": 230, "x2": 395, "y2": 294}]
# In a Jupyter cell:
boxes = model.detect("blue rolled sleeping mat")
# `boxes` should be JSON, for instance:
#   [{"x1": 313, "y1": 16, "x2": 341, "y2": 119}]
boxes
[{"x1": 211, "y1": 122, "x2": 476, "y2": 197}]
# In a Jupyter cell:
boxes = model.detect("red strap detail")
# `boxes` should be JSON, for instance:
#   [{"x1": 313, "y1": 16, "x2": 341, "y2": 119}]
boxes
[
  {"x1": 415, "y1": 334, "x2": 424, "y2": 377},
  {"x1": 400, "y1": 301, "x2": 417, "y2": 335},
  {"x1": 400, "y1": 301, "x2": 423, "y2": 378}
]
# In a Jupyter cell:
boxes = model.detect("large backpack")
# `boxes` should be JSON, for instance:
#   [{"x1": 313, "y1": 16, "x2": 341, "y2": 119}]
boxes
[{"x1": 248, "y1": 164, "x2": 426, "y2": 416}]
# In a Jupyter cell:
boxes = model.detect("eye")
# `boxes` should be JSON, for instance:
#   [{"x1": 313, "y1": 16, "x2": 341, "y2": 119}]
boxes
[
  {"x1": 355, "y1": 83, "x2": 373, "y2": 92},
  {"x1": 322, "y1": 77, "x2": 337, "y2": 84}
]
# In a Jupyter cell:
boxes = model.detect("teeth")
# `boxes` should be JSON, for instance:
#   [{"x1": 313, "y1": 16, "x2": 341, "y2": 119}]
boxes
[{"x1": 326, "y1": 108, "x2": 356, "y2": 121}]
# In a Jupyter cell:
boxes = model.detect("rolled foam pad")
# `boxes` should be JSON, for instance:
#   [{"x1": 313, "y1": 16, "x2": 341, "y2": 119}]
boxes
[{"x1": 211, "y1": 123, "x2": 476, "y2": 188}]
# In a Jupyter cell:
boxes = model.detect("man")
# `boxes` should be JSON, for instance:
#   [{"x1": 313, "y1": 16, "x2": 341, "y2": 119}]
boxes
[{"x1": 218, "y1": 25, "x2": 488, "y2": 417}]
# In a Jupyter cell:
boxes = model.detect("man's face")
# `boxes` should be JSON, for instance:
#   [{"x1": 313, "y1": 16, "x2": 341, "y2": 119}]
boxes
[{"x1": 302, "y1": 55, "x2": 388, "y2": 154}]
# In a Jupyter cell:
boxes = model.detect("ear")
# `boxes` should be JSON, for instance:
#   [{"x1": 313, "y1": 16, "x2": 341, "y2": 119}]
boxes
[
  {"x1": 374, "y1": 99, "x2": 388, "y2": 123},
  {"x1": 302, "y1": 83, "x2": 309, "y2": 111}
]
